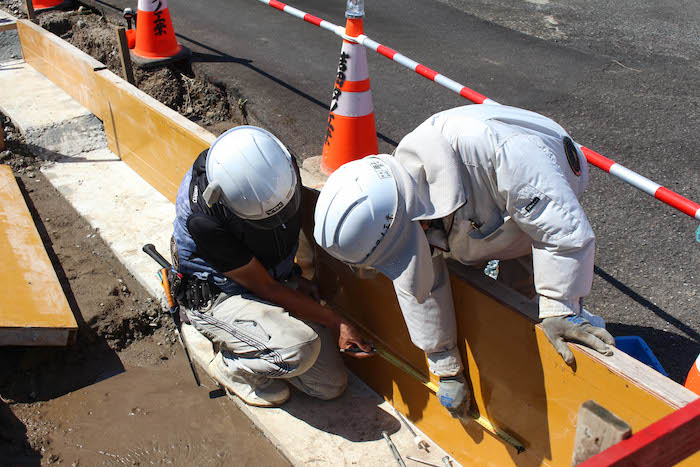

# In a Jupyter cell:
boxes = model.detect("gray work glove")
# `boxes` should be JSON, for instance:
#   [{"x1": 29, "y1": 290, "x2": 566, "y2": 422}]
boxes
[
  {"x1": 542, "y1": 314, "x2": 615, "y2": 365},
  {"x1": 437, "y1": 373, "x2": 470, "y2": 418}
]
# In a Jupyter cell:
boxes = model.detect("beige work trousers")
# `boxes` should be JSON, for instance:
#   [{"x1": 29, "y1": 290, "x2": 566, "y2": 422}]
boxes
[{"x1": 186, "y1": 293, "x2": 348, "y2": 400}]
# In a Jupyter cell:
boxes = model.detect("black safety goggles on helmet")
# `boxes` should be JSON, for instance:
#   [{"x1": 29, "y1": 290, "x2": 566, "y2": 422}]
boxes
[{"x1": 245, "y1": 182, "x2": 302, "y2": 230}]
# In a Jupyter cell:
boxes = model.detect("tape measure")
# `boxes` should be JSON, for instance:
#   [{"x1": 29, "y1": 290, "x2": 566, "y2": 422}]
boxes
[
  {"x1": 328, "y1": 302, "x2": 525, "y2": 454},
  {"x1": 375, "y1": 347, "x2": 440, "y2": 392},
  {"x1": 374, "y1": 346, "x2": 525, "y2": 454}
]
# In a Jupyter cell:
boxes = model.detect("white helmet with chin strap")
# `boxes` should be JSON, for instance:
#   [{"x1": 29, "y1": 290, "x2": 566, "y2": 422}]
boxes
[
  {"x1": 313, "y1": 156, "x2": 399, "y2": 265},
  {"x1": 202, "y1": 126, "x2": 301, "y2": 229}
]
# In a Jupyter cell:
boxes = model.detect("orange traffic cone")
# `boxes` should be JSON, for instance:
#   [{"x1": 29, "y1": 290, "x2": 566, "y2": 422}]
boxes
[
  {"x1": 321, "y1": 15, "x2": 378, "y2": 174},
  {"x1": 130, "y1": 0, "x2": 190, "y2": 68},
  {"x1": 22, "y1": 0, "x2": 72, "y2": 13},
  {"x1": 685, "y1": 353, "x2": 700, "y2": 395}
]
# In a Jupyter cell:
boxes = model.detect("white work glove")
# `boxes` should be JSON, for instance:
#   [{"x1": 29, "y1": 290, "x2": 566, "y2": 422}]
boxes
[
  {"x1": 437, "y1": 373, "x2": 470, "y2": 418},
  {"x1": 541, "y1": 314, "x2": 615, "y2": 365}
]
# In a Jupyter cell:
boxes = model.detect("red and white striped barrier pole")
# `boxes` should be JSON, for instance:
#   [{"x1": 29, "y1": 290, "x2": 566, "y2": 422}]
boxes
[
  {"x1": 257, "y1": 0, "x2": 700, "y2": 222},
  {"x1": 582, "y1": 147, "x2": 700, "y2": 221}
]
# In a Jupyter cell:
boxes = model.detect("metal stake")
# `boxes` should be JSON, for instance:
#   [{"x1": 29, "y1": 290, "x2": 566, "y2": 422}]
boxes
[
  {"x1": 382, "y1": 431, "x2": 406, "y2": 467},
  {"x1": 393, "y1": 406, "x2": 430, "y2": 452}
]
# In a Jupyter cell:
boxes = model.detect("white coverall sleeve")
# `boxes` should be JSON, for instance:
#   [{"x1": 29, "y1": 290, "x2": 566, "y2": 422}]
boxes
[
  {"x1": 495, "y1": 135, "x2": 595, "y2": 318},
  {"x1": 393, "y1": 255, "x2": 463, "y2": 377}
]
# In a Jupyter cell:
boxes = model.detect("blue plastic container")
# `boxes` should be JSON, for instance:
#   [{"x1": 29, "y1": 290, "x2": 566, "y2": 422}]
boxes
[{"x1": 615, "y1": 336, "x2": 668, "y2": 377}]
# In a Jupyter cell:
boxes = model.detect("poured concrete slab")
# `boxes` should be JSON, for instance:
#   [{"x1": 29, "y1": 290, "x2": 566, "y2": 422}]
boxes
[
  {"x1": 233, "y1": 372, "x2": 443, "y2": 466},
  {"x1": 0, "y1": 11, "x2": 20, "y2": 62},
  {"x1": 0, "y1": 59, "x2": 106, "y2": 157}
]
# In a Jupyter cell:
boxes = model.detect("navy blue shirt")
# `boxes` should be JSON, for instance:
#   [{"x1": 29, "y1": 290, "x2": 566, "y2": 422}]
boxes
[{"x1": 185, "y1": 150, "x2": 302, "y2": 273}]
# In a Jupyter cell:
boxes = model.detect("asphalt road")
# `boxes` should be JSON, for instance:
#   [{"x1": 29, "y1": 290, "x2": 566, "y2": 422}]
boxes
[{"x1": 88, "y1": 0, "x2": 699, "y2": 383}]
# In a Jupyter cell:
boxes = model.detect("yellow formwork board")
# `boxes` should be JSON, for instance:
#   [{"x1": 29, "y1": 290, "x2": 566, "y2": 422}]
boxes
[
  {"x1": 0, "y1": 165, "x2": 76, "y2": 346},
  {"x1": 95, "y1": 69, "x2": 216, "y2": 203},
  {"x1": 17, "y1": 20, "x2": 106, "y2": 120},
  {"x1": 307, "y1": 194, "x2": 698, "y2": 466},
  {"x1": 0, "y1": 22, "x2": 17, "y2": 33}
]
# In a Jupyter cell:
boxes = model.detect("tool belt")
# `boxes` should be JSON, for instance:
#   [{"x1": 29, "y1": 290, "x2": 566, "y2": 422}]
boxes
[{"x1": 168, "y1": 270, "x2": 222, "y2": 312}]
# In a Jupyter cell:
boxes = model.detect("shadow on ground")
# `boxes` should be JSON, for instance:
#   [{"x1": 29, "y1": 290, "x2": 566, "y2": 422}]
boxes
[
  {"x1": 0, "y1": 170, "x2": 168, "y2": 463},
  {"x1": 0, "y1": 401, "x2": 41, "y2": 466},
  {"x1": 596, "y1": 265, "x2": 700, "y2": 384},
  {"x1": 0, "y1": 177, "x2": 127, "y2": 404},
  {"x1": 282, "y1": 376, "x2": 401, "y2": 442}
]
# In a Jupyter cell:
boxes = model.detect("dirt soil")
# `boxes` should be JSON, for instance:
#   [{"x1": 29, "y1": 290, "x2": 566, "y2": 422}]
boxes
[
  {"x1": 0, "y1": 0, "x2": 247, "y2": 135},
  {"x1": 0, "y1": 116, "x2": 290, "y2": 465}
]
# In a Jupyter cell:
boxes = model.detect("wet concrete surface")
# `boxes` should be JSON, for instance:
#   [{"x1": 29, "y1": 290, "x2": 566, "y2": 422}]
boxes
[{"x1": 8, "y1": 357, "x2": 290, "y2": 466}]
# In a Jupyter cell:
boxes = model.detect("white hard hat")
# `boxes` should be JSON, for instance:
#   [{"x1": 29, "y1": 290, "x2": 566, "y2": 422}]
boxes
[
  {"x1": 202, "y1": 126, "x2": 301, "y2": 229},
  {"x1": 313, "y1": 156, "x2": 398, "y2": 265},
  {"x1": 314, "y1": 154, "x2": 437, "y2": 302}
]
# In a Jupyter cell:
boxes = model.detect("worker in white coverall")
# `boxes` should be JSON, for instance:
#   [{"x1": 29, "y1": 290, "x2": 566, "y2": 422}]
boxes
[
  {"x1": 171, "y1": 126, "x2": 372, "y2": 408},
  {"x1": 313, "y1": 105, "x2": 615, "y2": 418}
]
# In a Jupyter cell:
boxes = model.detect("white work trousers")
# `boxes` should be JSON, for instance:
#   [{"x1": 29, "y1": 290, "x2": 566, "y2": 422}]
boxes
[{"x1": 186, "y1": 294, "x2": 348, "y2": 400}]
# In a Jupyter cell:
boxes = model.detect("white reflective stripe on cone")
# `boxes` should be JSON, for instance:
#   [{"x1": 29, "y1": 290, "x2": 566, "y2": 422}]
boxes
[
  {"x1": 341, "y1": 42, "x2": 369, "y2": 82},
  {"x1": 331, "y1": 90, "x2": 374, "y2": 118},
  {"x1": 138, "y1": 0, "x2": 168, "y2": 12}
]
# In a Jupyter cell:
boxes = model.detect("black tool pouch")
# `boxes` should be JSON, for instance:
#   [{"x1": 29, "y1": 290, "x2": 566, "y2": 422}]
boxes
[
  {"x1": 167, "y1": 270, "x2": 185, "y2": 305},
  {"x1": 176, "y1": 275, "x2": 221, "y2": 312}
]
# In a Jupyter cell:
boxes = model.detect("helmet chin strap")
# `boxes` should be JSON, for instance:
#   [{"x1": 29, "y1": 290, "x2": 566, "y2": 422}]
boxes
[{"x1": 202, "y1": 181, "x2": 221, "y2": 207}]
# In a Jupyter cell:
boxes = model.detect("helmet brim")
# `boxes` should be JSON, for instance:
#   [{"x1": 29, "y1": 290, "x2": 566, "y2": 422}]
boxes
[
  {"x1": 359, "y1": 216, "x2": 435, "y2": 303},
  {"x1": 243, "y1": 182, "x2": 302, "y2": 230}
]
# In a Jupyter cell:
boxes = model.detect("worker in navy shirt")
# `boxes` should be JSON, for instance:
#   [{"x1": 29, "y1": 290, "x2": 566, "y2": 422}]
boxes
[{"x1": 171, "y1": 126, "x2": 371, "y2": 407}]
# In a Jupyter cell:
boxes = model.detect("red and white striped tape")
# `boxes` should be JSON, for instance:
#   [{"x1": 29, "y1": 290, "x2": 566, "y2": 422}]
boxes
[{"x1": 257, "y1": 0, "x2": 700, "y2": 222}]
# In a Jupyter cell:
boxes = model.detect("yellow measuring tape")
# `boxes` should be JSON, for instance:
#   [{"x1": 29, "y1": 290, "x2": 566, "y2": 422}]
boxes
[
  {"x1": 374, "y1": 347, "x2": 525, "y2": 454},
  {"x1": 325, "y1": 301, "x2": 525, "y2": 454}
]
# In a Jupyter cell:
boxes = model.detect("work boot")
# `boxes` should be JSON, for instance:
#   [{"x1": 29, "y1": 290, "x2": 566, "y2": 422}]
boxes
[{"x1": 208, "y1": 352, "x2": 290, "y2": 407}]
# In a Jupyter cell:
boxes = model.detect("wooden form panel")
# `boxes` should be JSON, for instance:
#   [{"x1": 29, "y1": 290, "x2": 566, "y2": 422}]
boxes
[
  {"x1": 0, "y1": 328, "x2": 73, "y2": 346},
  {"x1": 304, "y1": 189, "x2": 699, "y2": 466},
  {"x1": 16, "y1": 20, "x2": 106, "y2": 120},
  {"x1": 0, "y1": 21, "x2": 17, "y2": 32},
  {"x1": 95, "y1": 69, "x2": 216, "y2": 202},
  {"x1": 579, "y1": 398, "x2": 700, "y2": 466},
  {"x1": 0, "y1": 165, "x2": 77, "y2": 346},
  {"x1": 14, "y1": 18, "x2": 213, "y2": 200}
]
